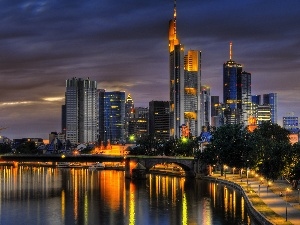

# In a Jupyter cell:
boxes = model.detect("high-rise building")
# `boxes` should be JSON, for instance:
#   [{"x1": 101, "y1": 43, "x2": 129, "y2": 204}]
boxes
[
  {"x1": 263, "y1": 93, "x2": 278, "y2": 124},
  {"x1": 149, "y1": 101, "x2": 170, "y2": 141},
  {"x1": 169, "y1": 2, "x2": 201, "y2": 138},
  {"x1": 99, "y1": 91, "x2": 125, "y2": 144},
  {"x1": 65, "y1": 77, "x2": 99, "y2": 144},
  {"x1": 200, "y1": 85, "x2": 211, "y2": 128},
  {"x1": 125, "y1": 94, "x2": 134, "y2": 140},
  {"x1": 128, "y1": 107, "x2": 148, "y2": 139},
  {"x1": 223, "y1": 42, "x2": 251, "y2": 125}
]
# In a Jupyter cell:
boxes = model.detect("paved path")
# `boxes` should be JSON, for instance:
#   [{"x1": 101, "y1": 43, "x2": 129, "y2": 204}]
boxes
[{"x1": 249, "y1": 181, "x2": 300, "y2": 224}]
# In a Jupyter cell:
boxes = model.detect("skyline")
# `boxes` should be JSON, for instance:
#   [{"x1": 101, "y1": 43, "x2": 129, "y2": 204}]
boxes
[{"x1": 0, "y1": 1, "x2": 300, "y2": 140}]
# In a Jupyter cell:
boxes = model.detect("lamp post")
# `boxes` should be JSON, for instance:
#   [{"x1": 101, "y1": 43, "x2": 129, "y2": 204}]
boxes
[
  {"x1": 246, "y1": 168, "x2": 249, "y2": 185},
  {"x1": 298, "y1": 188, "x2": 300, "y2": 205},
  {"x1": 286, "y1": 188, "x2": 290, "y2": 222},
  {"x1": 258, "y1": 184, "x2": 260, "y2": 196},
  {"x1": 224, "y1": 165, "x2": 227, "y2": 179}
]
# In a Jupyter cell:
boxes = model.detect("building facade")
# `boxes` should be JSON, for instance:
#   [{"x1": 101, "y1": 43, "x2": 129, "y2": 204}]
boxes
[
  {"x1": 65, "y1": 77, "x2": 99, "y2": 144},
  {"x1": 263, "y1": 93, "x2": 278, "y2": 124},
  {"x1": 149, "y1": 101, "x2": 170, "y2": 141},
  {"x1": 99, "y1": 91, "x2": 125, "y2": 144}
]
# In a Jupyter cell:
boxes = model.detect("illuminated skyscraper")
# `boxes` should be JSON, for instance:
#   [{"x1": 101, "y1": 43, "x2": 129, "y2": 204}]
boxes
[
  {"x1": 125, "y1": 94, "x2": 134, "y2": 139},
  {"x1": 169, "y1": 2, "x2": 202, "y2": 138},
  {"x1": 223, "y1": 42, "x2": 251, "y2": 125},
  {"x1": 65, "y1": 77, "x2": 99, "y2": 144},
  {"x1": 99, "y1": 91, "x2": 125, "y2": 144}
]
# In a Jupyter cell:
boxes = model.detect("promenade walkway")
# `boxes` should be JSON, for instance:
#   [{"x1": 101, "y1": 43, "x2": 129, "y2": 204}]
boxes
[{"x1": 211, "y1": 173, "x2": 300, "y2": 225}]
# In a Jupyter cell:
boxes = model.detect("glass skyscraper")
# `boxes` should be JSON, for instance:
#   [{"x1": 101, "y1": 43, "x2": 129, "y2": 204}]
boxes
[
  {"x1": 65, "y1": 77, "x2": 99, "y2": 144},
  {"x1": 223, "y1": 42, "x2": 251, "y2": 125},
  {"x1": 99, "y1": 91, "x2": 125, "y2": 144},
  {"x1": 263, "y1": 93, "x2": 278, "y2": 124}
]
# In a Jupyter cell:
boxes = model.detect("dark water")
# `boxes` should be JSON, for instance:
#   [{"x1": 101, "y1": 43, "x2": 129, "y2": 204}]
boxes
[{"x1": 0, "y1": 166, "x2": 256, "y2": 225}]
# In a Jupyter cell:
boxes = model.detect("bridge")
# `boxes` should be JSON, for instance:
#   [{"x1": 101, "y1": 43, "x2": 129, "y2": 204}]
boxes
[{"x1": 0, "y1": 154, "x2": 206, "y2": 179}]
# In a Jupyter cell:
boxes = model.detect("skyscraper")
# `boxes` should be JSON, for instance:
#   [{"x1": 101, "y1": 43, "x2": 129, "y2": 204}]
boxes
[
  {"x1": 149, "y1": 101, "x2": 170, "y2": 141},
  {"x1": 125, "y1": 94, "x2": 134, "y2": 140},
  {"x1": 169, "y1": 1, "x2": 184, "y2": 138},
  {"x1": 263, "y1": 93, "x2": 278, "y2": 124},
  {"x1": 223, "y1": 42, "x2": 251, "y2": 125},
  {"x1": 169, "y1": 2, "x2": 202, "y2": 138},
  {"x1": 99, "y1": 91, "x2": 125, "y2": 144},
  {"x1": 200, "y1": 85, "x2": 211, "y2": 128},
  {"x1": 65, "y1": 77, "x2": 99, "y2": 144}
]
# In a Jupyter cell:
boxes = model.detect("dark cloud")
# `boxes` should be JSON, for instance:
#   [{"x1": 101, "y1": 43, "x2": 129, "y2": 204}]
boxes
[{"x1": 0, "y1": 0, "x2": 300, "y2": 139}]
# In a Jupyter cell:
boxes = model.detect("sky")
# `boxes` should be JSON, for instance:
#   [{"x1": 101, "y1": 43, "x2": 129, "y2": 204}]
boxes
[{"x1": 0, "y1": 0, "x2": 300, "y2": 140}]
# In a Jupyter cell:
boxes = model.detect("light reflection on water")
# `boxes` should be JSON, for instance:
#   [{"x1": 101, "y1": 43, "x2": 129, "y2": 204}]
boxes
[{"x1": 0, "y1": 166, "x2": 255, "y2": 225}]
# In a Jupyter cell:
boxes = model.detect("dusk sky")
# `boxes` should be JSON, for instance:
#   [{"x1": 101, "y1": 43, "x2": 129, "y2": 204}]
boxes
[{"x1": 0, "y1": 0, "x2": 300, "y2": 140}]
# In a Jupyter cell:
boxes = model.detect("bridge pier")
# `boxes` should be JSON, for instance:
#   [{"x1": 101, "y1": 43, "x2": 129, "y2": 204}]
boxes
[{"x1": 12, "y1": 161, "x2": 18, "y2": 168}]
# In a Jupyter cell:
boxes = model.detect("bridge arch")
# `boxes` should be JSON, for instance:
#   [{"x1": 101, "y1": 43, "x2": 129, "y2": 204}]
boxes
[{"x1": 125, "y1": 156, "x2": 196, "y2": 178}]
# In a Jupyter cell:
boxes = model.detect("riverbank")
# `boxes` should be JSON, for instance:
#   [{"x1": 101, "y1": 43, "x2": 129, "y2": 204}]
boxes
[{"x1": 206, "y1": 173, "x2": 300, "y2": 225}]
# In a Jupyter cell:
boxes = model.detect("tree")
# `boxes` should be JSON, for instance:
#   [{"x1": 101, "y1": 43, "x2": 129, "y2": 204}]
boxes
[
  {"x1": 252, "y1": 121, "x2": 291, "y2": 181},
  {"x1": 200, "y1": 124, "x2": 253, "y2": 172}
]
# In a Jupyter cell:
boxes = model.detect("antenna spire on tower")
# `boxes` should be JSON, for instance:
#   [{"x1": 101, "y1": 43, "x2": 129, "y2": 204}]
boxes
[
  {"x1": 229, "y1": 41, "x2": 233, "y2": 60},
  {"x1": 173, "y1": 0, "x2": 177, "y2": 37}
]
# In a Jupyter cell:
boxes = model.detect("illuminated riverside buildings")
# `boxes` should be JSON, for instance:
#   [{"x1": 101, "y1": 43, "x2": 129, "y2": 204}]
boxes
[
  {"x1": 65, "y1": 77, "x2": 99, "y2": 144},
  {"x1": 169, "y1": 3, "x2": 202, "y2": 138},
  {"x1": 223, "y1": 42, "x2": 251, "y2": 125}
]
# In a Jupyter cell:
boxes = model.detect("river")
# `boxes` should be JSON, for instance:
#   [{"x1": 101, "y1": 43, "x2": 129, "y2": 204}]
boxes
[{"x1": 0, "y1": 166, "x2": 257, "y2": 225}]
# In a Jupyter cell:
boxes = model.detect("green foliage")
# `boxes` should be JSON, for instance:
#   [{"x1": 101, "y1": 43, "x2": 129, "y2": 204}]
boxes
[
  {"x1": 252, "y1": 121, "x2": 291, "y2": 181},
  {"x1": 285, "y1": 143, "x2": 300, "y2": 181},
  {"x1": 200, "y1": 124, "x2": 252, "y2": 169}
]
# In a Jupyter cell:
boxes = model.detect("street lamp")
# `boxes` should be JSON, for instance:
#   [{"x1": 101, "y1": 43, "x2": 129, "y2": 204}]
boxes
[
  {"x1": 258, "y1": 184, "x2": 260, "y2": 196},
  {"x1": 298, "y1": 188, "x2": 300, "y2": 205},
  {"x1": 224, "y1": 165, "x2": 227, "y2": 179},
  {"x1": 286, "y1": 188, "x2": 290, "y2": 222},
  {"x1": 246, "y1": 168, "x2": 249, "y2": 185}
]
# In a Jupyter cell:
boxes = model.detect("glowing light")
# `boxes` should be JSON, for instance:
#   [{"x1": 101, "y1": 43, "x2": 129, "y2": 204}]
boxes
[
  {"x1": 182, "y1": 193, "x2": 188, "y2": 225},
  {"x1": 0, "y1": 101, "x2": 32, "y2": 107},
  {"x1": 43, "y1": 97, "x2": 64, "y2": 102}
]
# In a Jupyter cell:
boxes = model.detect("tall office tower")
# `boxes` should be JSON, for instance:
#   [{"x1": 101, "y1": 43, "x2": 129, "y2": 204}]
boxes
[
  {"x1": 200, "y1": 85, "x2": 210, "y2": 128},
  {"x1": 240, "y1": 71, "x2": 252, "y2": 125},
  {"x1": 125, "y1": 94, "x2": 134, "y2": 140},
  {"x1": 283, "y1": 113, "x2": 299, "y2": 133},
  {"x1": 99, "y1": 91, "x2": 125, "y2": 144},
  {"x1": 223, "y1": 42, "x2": 251, "y2": 125},
  {"x1": 149, "y1": 101, "x2": 170, "y2": 141},
  {"x1": 184, "y1": 50, "x2": 202, "y2": 136},
  {"x1": 128, "y1": 107, "x2": 148, "y2": 139},
  {"x1": 169, "y1": 2, "x2": 201, "y2": 138},
  {"x1": 169, "y1": 1, "x2": 184, "y2": 138},
  {"x1": 263, "y1": 93, "x2": 278, "y2": 124},
  {"x1": 98, "y1": 89, "x2": 105, "y2": 143},
  {"x1": 65, "y1": 77, "x2": 99, "y2": 144}
]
